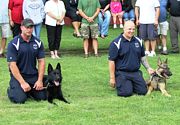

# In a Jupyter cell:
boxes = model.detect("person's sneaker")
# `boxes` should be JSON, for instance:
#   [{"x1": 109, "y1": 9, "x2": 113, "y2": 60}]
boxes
[
  {"x1": 171, "y1": 49, "x2": 179, "y2": 53},
  {"x1": 95, "y1": 53, "x2": 100, "y2": 57},
  {"x1": 55, "y1": 55, "x2": 60, "y2": 59},
  {"x1": 84, "y1": 54, "x2": 88, "y2": 59},
  {"x1": 158, "y1": 46, "x2": 162, "y2": 52},
  {"x1": 0, "y1": 53, "x2": 6, "y2": 58},
  {"x1": 120, "y1": 24, "x2": 123, "y2": 28},
  {"x1": 113, "y1": 24, "x2": 117, "y2": 29},
  {"x1": 145, "y1": 51, "x2": 150, "y2": 56},
  {"x1": 161, "y1": 50, "x2": 168, "y2": 55},
  {"x1": 51, "y1": 54, "x2": 56, "y2": 59},
  {"x1": 149, "y1": 51, "x2": 156, "y2": 57},
  {"x1": 101, "y1": 35, "x2": 105, "y2": 39}
]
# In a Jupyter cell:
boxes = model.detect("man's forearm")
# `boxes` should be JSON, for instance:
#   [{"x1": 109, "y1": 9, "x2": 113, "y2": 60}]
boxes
[
  {"x1": 155, "y1": 7, "x2": 160, "y2": 21},
  {"x1": 37, "y1": 59, "x2": 45, "y2": 81},
  {"x1": 78, "y1": 9, "x2": 89, "y2": 19},
  {"x1": 135, "y1": 7, "x2": 139, "y2": 20},
  {"x1": 92, "y1": 8, "x2": 100, "y2": 20},
  {"x1": 141, "y1": 56, "x2": 151, "y2": 70},
  {"x1": 109, "y1": 60, "x2": 115, "y2": 79},
  {"x1": 9, "y1": 62, "x2": 26, "y2": 85}
]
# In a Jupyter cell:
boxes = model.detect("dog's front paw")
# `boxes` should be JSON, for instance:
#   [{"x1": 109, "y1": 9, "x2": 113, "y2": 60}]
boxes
[
  {"x1": 146, "y1": 90, "x2": 151, "y2": 96},
  {"x1": 164, "y1": 93, "x2": 171, "y2": 97}
]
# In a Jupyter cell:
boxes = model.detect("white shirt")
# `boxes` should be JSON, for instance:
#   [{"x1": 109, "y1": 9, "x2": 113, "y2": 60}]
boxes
[
  {"x1": 44, "y1": 0, "x2": 66, "y2": 26},
  {"x1": 135, "y1": 0, "x2": 160, "y2": 24}
]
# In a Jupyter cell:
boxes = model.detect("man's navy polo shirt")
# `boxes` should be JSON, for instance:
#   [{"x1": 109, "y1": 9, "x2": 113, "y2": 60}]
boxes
[
  {"x1": 7, "y1": 35, "x2": 45, "y2": 77},
  {"x1": 108, "y1": 34, "x2": 145, "y2": 72}
]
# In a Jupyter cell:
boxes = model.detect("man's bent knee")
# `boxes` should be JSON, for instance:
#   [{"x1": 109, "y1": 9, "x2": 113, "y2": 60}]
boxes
[
  {"x1": 7, "y1": 87, "x2": 27, "y2": 104},
  {"x1": 117, "y1": 90, "x2": 133, "y2": 97}
]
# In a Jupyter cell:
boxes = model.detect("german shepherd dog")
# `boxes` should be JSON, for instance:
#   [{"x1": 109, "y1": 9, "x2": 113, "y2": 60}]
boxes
[
  {"x1": 146, "y1": 57, "x2": 172, "y2": 97},
  {"x1": 43, "y1": 63, "x2": 69, "y2": 105}
]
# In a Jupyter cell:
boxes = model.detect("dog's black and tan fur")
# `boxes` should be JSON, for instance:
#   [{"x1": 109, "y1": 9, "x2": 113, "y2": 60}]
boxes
[
  {"x1": 43, "y1": 63, "x2": 69, "y2": 105},
  {"x1": 146, "y1": 57, "x2": 172, "y2": 97}
]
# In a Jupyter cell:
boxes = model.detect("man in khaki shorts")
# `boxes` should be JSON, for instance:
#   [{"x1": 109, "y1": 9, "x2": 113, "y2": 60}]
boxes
[
  {"x1": 0, "y1": 0, "x2": 12, "y2": 58},
  {"x1": 78, "y1": 0, "x2": 101, "y2": 58}
]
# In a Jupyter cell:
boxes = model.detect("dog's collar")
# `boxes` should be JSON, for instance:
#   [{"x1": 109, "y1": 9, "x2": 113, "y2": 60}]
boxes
[
  {"x1": 43, "y1": 82, "x2": 54, "y2": 89},
  {"x1": 155, "y1": 69, "x2": 164, "y2": 78}
]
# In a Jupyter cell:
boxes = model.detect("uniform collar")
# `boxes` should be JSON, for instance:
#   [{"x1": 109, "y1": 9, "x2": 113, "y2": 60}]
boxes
[
  {"x1": 19, "y1": 34, "x2": 35, "y2": 43},
  {"x1": 120, "y1": 33, "x2": 135, "y2": 42}
]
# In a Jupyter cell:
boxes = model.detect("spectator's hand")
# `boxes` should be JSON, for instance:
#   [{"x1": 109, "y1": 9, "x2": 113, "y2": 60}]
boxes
[
  {"x1": 10, "y1": 20, "x2": 14, "y2": 27},
  {"x1": 147, "y1": 67, "x2": 155, "y2": 75},
  {"x1": 21, "y1": 82, "x2": 31, "y2": 92},
  {"x1": 87, "y1": 17, "x2": 94, "y2": 23},
  {"x1": 101, "y1": 9, "x2": 104, "y2": 15},
  {"x1": 120, "y1": 11, "x2": 124, "y2": 16},
  {"x1": 76, "y1": 11, "x2": 79, "y2": 15},
  {"x1": 110, "y1": 78, "x2": 116, "y2": 88},
  {"x1": 154, "y1": 20, "x2": 158, "y2": 28},
  {"x1": 136, "y1": 19, "x2": 139, "y2": 26},
  {"x1": 33, "y1": 80, "x2": 43, "y2": 91}
]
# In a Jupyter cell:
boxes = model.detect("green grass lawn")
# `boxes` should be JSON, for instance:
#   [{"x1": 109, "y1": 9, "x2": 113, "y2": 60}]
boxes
[{"x1": 0, "y1": 26, "x2": 180, "y2": 125}]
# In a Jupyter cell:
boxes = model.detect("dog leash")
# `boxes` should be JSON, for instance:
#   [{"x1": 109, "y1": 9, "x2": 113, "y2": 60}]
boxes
[{"x1": 43, "y1": 79, "x2": 51, "y2": 89}]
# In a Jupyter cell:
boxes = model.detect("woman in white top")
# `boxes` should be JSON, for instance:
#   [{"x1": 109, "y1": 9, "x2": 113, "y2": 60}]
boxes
[{"x1": 44, "y1": 0, "x2": 66, "y2": 59}]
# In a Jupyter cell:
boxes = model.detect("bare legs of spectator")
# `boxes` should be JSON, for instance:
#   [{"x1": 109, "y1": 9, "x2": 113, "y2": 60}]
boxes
[
  {"x1": 88, "y1": 38, "x2": 93, "y2": 53},
  {"x1": 144, "y1": 40, "x2": 156, "y2": 57},
  {"x1": 0, "y1": 38, "x2": 7, "y2": 58},
  {"x1": 72, "y1": 21, "x2": 81, "y2": 37},
  {"x1": 92, "y1": 38, "x2": 98, "y2": 55},
  {"x1": 112, "y1": 13, "x2": 117, "y2": 29},
  {"x1": 157, "y1": 35, "x2": 168, "y2": 55},
  {"x1": 83, "y1": 38, "x2": 98, "y2": 58},
  {"x1": 118, "y1": 13, "x2": 123, "y2": 28}
]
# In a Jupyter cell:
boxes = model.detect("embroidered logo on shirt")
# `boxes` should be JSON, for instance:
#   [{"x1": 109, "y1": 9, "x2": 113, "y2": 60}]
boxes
[
  {"x1": 33, "y1": 44, "x2": 38, "y2": 50},
  {"x1": 135, "y1": 43, "x2": 139, "y2": 48}
]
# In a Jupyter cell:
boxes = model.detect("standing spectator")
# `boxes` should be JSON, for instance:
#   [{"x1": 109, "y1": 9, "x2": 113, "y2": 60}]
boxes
[
  {"x1": 108, "y1": 21, "x2": 154, "y2": 97},
  {"x1": 121, "y1": 0, "x2": 135, "y2": 22},
  {"x1": 0, "y1": 0, "x2": 12, "y2": 58},
  {"x1": 7, "y1": 18, "x2": 46, "y2": 103},
  {"x1": 64, "y1": 0, "x2": 82, "y2": 38},
  {"x1": 23, "y1": 0, "x2": 45, "y2": 39},
  {"x1": 78, "y1": 0, "x2": 101, "y2": 58},
  {"x1": 8, "y1": 0, "x2": 24, "y2": 37},
  {"x1": 167, "y1": 0, "x2": 180, "y2": 53},
  {"x1": 157, "y1": 0, "x2": 169, "y2": 55},
  {"x1": 110, "y1": 0, "x2": 123, "y2": 29},
  {"x1": 44, "y1": 0, "x2": 66, "y2": 59},
  {"x1": 135, "y1": 0, "x2": 160, "y2": 57},
  {"x1": 98, "y1": 0, "x2": 111, "y2": 39}
]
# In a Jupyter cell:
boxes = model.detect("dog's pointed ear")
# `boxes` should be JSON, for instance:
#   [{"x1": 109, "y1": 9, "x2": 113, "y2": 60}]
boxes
[
  {"x1": 56, "y1": 63, "x2": 61, "y2": 70},
  {"x1": 48, "y1": 63, "x2": 53, "y2": 74},
  {"x1": 158, "y1": 56, "x2": 162, "y2": 65},
  {"x1": 164, "y1": 58, "x2": 168, "y2": 64}
]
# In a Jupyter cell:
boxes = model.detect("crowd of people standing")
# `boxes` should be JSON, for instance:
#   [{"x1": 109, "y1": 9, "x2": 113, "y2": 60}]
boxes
[{"x1": 0, "y1": 0, "x2": 180, "y2": 59}]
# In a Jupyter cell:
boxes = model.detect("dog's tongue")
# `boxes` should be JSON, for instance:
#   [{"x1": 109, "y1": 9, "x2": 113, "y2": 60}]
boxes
[{"x1": 54, "y1": 81, "x2": 60, "y2": 86}]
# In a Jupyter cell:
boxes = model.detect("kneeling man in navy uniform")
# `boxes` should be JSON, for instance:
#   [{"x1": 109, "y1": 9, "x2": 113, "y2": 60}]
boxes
[
  {"x1": 109, "y1": 21, "x2": 154, "y2": 97},
  {"x1": 7, "y1": 18, "x2": 46, "y2": 103}
]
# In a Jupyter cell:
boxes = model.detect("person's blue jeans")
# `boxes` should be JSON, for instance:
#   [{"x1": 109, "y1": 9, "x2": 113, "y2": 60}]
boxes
[
  {"x1": 98, "y1": 10, "x2": 111, "y2": 36},
  {"x1": 33, "y1": 23, "x2": 42, "y2": 39},
  {"x1": 123, "y1": 9, "x2": 135, "y2": 21}
]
